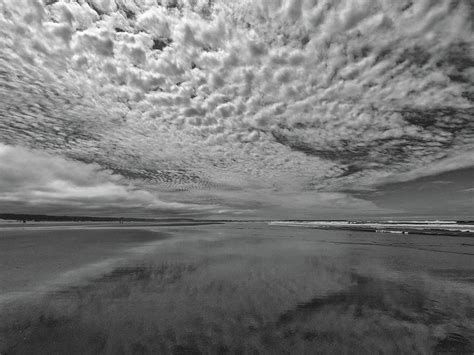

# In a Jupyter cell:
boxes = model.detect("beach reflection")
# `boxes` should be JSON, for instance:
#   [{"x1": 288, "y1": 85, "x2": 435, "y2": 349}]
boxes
[{"x1": 1, "y1": 223, "x2": 473, "y2": 354}]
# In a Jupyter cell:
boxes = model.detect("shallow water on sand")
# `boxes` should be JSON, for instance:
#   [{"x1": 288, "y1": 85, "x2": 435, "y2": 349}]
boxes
[{"x1": 1, "y1": 223, "x2": 473, "y2": 354}]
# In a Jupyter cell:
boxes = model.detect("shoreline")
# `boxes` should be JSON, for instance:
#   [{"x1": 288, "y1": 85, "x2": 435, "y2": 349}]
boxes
[
  {"x1": 270, "y1": 221, "x2": 474, "y2": 237},
  {"x1": 0, "y1": 221, "x2": 223, "y2": 231}
]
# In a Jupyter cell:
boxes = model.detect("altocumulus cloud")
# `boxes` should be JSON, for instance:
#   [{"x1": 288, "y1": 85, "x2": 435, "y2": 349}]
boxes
[
  {"x1": 0, "y1": 144, "x2": 216, "y2": 216},
  {"x1": 0, "y1": 0, "x2": 472, "y2": 217}
]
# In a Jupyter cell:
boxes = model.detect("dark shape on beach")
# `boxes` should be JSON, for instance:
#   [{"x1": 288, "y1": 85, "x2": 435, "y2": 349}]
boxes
[
  {"x1": 172, "y1": 345, "x2": 201, "y2": 355},
  {"x1": 434, "y1": 333, "x2": 473, "y2": 354}
]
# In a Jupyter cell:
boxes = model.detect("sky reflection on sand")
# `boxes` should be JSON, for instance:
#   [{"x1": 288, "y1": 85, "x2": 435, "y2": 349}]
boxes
[{"x1": 1, "y1": 223, "x2": 474, "y2": 354}]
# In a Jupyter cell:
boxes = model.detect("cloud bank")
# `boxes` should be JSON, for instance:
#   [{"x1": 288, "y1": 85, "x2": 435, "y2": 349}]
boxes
[
  {"x1": 0, "y1": 0, "x2": 472, "y2": 217},
  {"x1": 0, "y1": 144, "x2": 215, "y2": 216}
]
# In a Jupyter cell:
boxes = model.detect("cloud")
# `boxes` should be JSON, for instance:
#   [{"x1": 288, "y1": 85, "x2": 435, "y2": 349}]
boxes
[
  {"x1": 77, "y1": 30, "x2": 115, "y2": 56},
  {"x1": 90, "y1": 0, "x2": 117, "y2": 14},
  {"x1": 0, "y1": 144, "x2": 215, "y2": 216},
  {"x1": 374, "y1": 152, "x2": 474, "y2": 186},
  {"x1": 169, "y1": 187, "x2": 398, "y2": 219},
  {"x1": 0, "y1": 0, "x2": 472, "y2": 217}
]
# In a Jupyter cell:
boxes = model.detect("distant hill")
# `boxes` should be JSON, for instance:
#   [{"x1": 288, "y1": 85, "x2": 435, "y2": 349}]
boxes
[{"x1": 0, "y1": 213, "x2": 196, "y2": 223}]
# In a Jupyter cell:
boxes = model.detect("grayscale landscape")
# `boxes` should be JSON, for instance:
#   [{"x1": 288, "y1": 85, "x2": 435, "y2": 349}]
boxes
[{"x1": 0, "y1": 0, "x2": 473, "y2": 353}]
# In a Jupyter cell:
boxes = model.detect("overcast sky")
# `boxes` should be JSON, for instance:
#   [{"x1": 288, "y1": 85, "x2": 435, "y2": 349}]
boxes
[{"x1": 0, "y1": 0, "x2": 472, "y2": 219}]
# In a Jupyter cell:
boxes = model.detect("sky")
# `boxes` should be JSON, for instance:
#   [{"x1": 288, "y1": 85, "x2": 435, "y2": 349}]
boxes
[{"x1": 0, "y1": 0, "x2": 472, "y2": 219}]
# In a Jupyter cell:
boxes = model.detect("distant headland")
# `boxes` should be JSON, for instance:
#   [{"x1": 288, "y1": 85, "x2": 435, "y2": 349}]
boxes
[{"x1": 0, "y1": 213, "x2": 196, "y2": 223}]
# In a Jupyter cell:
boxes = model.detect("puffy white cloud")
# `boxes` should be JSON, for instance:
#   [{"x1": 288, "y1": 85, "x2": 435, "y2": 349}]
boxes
[
  {"x1": 0, "y1": 0, "x2": 472, "y2": 217},
  {"x1": 137, "y1": 7, "x2": 171, "y2": 38},
  {"x1": 91, "y1": 0, "x2": 117, "y2": 14},
  {"x1": 76, "y1": 30, "x2": 114, "y2": 56}
]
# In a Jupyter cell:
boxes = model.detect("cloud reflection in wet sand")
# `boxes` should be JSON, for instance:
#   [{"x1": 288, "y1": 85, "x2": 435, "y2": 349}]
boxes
[{"x1": 1, "y1": 223, "x2": 474, "y2": 354}]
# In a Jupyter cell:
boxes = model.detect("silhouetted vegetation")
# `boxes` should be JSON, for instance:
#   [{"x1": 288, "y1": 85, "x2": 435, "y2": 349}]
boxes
[{"x1": 0, "y1": 213, "x2": 195, "y2": 223}]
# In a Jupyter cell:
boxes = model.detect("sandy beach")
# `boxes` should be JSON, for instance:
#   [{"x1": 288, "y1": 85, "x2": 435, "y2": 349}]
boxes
[{"x1": 1, "y1": 222, "x2": 474, "y2": 354}]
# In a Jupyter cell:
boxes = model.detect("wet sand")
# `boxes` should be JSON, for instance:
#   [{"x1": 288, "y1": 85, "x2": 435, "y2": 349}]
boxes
[
  {"x1": 0, "y1": 226, "x2": 168, "y2": 297},
  {"x1": 1, "y1": 222, "x2": 473, "y2": 354}
]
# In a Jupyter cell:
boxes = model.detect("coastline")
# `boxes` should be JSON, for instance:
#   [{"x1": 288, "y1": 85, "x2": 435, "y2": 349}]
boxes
[{"x1": 269, "y1": 221, "x2": 474, "y2": 237}]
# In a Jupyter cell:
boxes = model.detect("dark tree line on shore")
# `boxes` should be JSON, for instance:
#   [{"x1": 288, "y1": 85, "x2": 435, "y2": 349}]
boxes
[{"x1": 0, "y1": 213, "x2": 195, "y2": 223}]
